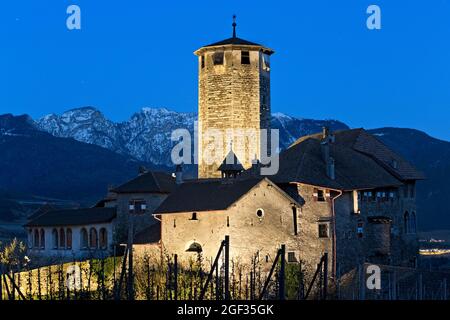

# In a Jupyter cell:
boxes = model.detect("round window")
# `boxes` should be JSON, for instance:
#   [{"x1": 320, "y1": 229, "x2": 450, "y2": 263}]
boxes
[{"x1": 256, "y1": 208, "x2": 264, "y2": 218}]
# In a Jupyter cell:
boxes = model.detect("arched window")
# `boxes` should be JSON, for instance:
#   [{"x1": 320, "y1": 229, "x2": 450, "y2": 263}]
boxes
[
  {"x1": 99, "y1": 228, "x2": 107, "y2": 250},
  {"x1": 89, "y1": 228, "x2": 98, "y2": 249},
  {"x1": 404, "y1": 211, "x2": 410, "y2": 233},
  {"x1": 186, "y1": 241, "x2": 202, "y2": 253},
  {"x1": 66, "y1": 229, "x2": 72, "y2": 249},
  {"x1": 34, "y1": 229, "x2": 40, "y2": 249},
  {"x1": 410, "y1": 212, "x2": 417, "y2": 233},
  {"x1": 52, "y1": 229, "x2": 58, "y2": 249},
  {"x1": 80, "y1": 228, "x2": 88, "y2": 249},
  {"x1": 40, "y1": 229, "x2": 45, "y2": 249},
  {"x1": 59, "y1": 228, "x2": 66, "y2": 249}
]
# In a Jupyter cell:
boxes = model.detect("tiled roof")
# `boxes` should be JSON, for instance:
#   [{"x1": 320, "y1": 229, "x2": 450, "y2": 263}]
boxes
[
  {"x1": 291, "y1": 129, "x2": 425, "y2": 181},
  {"x1": 27, "y1": 203, "x2": 56, "y2": 221},
  {"x1": 25, "y1": 207, "x2": 116, "y2": 227},
  {"x1": 112, "y1": 171, "x2": 175, "y2": 194},
  {"x1": 154, "y1": 178, "x2": 287, "y2": 214},
  {"x1": 196, "y1": 37, "x2": 274, "y2": 55},
  {"x1": 204, "y1": 37, "x2": 262, "y2": 48},
  {"x1": 270, "y1": 137, "x2": 403, "y2": 191}
]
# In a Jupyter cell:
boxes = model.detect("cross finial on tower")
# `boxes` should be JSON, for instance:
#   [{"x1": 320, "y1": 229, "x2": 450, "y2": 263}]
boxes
[{"x1": 232, "y1": 15, "x2": 237, "y2": 38}]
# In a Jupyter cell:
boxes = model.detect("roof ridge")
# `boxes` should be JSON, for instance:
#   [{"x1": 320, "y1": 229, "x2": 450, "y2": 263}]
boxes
[
  {"x1": 353, "y1": 130, "x2": 425, "y2": 181},
  {"x1": 150, "y1": 171, "x2": 162, "y2": 192}
]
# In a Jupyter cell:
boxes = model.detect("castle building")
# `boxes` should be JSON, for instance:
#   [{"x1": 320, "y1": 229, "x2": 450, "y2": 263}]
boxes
[
  {"x1": 25, "y1": 169, "x2": 175, "y2": 262},
  {"x1": 25, "y1": 20, "x2": 423, "y2": 284},
  {"x1": 195, "y1": 17, "x2": 274, "y2": 178},
  {"x1": 154, "y1": 127, "x2": 423, "y2": 278}
]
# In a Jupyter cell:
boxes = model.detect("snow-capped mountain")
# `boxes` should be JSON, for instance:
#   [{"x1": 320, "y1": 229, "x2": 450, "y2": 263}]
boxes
[
  {"x1": 37, "y1": 106, "x2": 348, "y2": 166},
  {"x1": 271, "y1": 112, "x2": 349, "y2": 149},
  {"x1": 37, "y1": 107, "x2": 196, "y2": 166},
  {"x1": 37, "y1": 107, "x2": 123, "y2": 152}
]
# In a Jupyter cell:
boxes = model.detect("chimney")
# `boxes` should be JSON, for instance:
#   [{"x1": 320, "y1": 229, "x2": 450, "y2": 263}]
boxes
[
  {"x1": 321, "y1": 127, "x2": 336, "y2": 180},
  {"x1": 322, "y1": 126, "x2": 330, "y2": 140},
  {"x1": 175, "y1": 164, "x2": 183, "y2": 185}
]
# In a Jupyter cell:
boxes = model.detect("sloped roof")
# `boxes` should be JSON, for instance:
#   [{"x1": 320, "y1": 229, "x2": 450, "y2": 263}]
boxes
[
  {"x1": 196, "y1": 37, "x2": 274, "y2": 55},
  {"x1": 352, "y1": 130, "x2": 425, "y2": 180},
  {"x1": 218, "y1": 150, "x2": 245, "y2": 172},
  {"x1": 27, "y1": 203, "x2": 56, "y2": 221},
  {"x1": 154, "y1": 177, "x2": 293, "y2": 214},
  {"x1": 204, "y1": 37, "x2": 262, "y2": 48},
  {"x1": 134, "y1": 222, "x2": 161, "y2": 244},
  {"x1": 271, "y1": 137, "x2": 403, "y2": 191},
  {"x1": 25, "y1": 207, "x2": 116, "y2": 227},
  {"x1": 112, "y1": 171, "x2": 175, "y2": 194},
  {"x1": 291, "y1": 129, "x2": 425, "y2": 181}
]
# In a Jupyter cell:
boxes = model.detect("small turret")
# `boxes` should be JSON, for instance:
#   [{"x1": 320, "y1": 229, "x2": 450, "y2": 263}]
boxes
[{"x1": 218, "y1": 150, "x2": 244, "y2": 178}]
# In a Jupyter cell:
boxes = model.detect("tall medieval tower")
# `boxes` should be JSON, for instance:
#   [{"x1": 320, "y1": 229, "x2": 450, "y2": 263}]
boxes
[{"x1": 195, "y1": 17, "x2": 274, "y2": 178}]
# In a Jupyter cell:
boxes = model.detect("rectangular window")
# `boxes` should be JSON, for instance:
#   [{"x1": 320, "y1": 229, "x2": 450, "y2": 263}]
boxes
[
  {"x1": 357, "y1": 222, "x2": 364, "y2": 238},
  {"x1": 129, "y1": 199, "x2": 147, "y2": 215},
  {"x1": 201, "y1": 55, "x2": 205, "y2": 68},
  {"x1": 318, "y1": 223, "x2": 329, "y2": 238},
  {"x1": 317, "y1": 189, "x2": 325, "y2": 202},
  {"x1": 363, "y1": 191, "x2": 374, "y2": 201},
  {"x1": 241, "y1": 51, "x2": 250, "y2": 64},
  {"x1": 287, "y1": 252, "x2": 297, "y2": 263},
  {"x1": 213, "y1": 52, "x2": 224, "y2": 65},
  {"x1": 292, "y1": 207, "x2": 298, "y2": 235}
]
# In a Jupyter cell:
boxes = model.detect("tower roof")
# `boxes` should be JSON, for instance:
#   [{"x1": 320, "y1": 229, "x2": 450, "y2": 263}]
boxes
[
  {"x1": 218, "y1": 150, "x2": 245, "y2": 173},
  {"x1": 194, "y1": 16, "x2": 274, "y2": 55},
  {"x1": 203, "y1": 37, "x2": 263, "y2": 48}
]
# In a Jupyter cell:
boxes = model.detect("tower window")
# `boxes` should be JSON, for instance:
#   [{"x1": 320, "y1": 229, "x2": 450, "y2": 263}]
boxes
[
  {"x1": 241, "y1": 51, "x2": 250, "y2": 64},
  {"x1": 213, "y1": 52, "x2": 224, "y2": 65},
  {"x1": 314, "y1": 189, "x2": 326, "y2": 202},
  {"x1": 318, "y1": 223, "x2": 329, "y2": 238},
  {"x1": 190, "y1": 212, "x2": 198, "y2": 221},
  {"x1": 201, "y1": 55, "x2": 205, "y2": 68}
]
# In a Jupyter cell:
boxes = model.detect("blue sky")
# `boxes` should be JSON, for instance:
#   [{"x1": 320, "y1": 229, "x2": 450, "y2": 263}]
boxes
[{"x1": 1, "y1": 0, "x2": 449, "y2": 140}]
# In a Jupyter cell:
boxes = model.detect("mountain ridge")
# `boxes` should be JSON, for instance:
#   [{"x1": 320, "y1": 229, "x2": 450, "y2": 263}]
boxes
[
  {"x1": 1, "y1": 108, "x2": 449, "y2": 231},
  {"x1": 36, "y1": 106, "x2": 350, "y2": 166}
]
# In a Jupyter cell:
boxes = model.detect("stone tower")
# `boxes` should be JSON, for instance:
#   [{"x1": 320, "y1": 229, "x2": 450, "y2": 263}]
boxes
[{"x1": 194, "y1": 17, "x2": 274, "y2": 178}]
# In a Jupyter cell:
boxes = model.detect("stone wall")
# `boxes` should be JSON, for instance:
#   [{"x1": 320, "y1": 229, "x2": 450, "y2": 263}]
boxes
[
  {"x1": 114, "y1": 192, "x2": 168, "y2": 242},
  {"x1": 291, "y1": 183, "x2": 334, "y2": 276},
  {"x1": 335, "y1": 186, "x2": 419, "y2": 276},
  {"x1": 160, "y1": 180, "x2": 298, "y2": 266},
  {"x1": 197, "y1": 47, "x2": 270, "y2": 178},
  {"x1": 160, "y1": 180, "x2": 332, "y2": 278}
]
